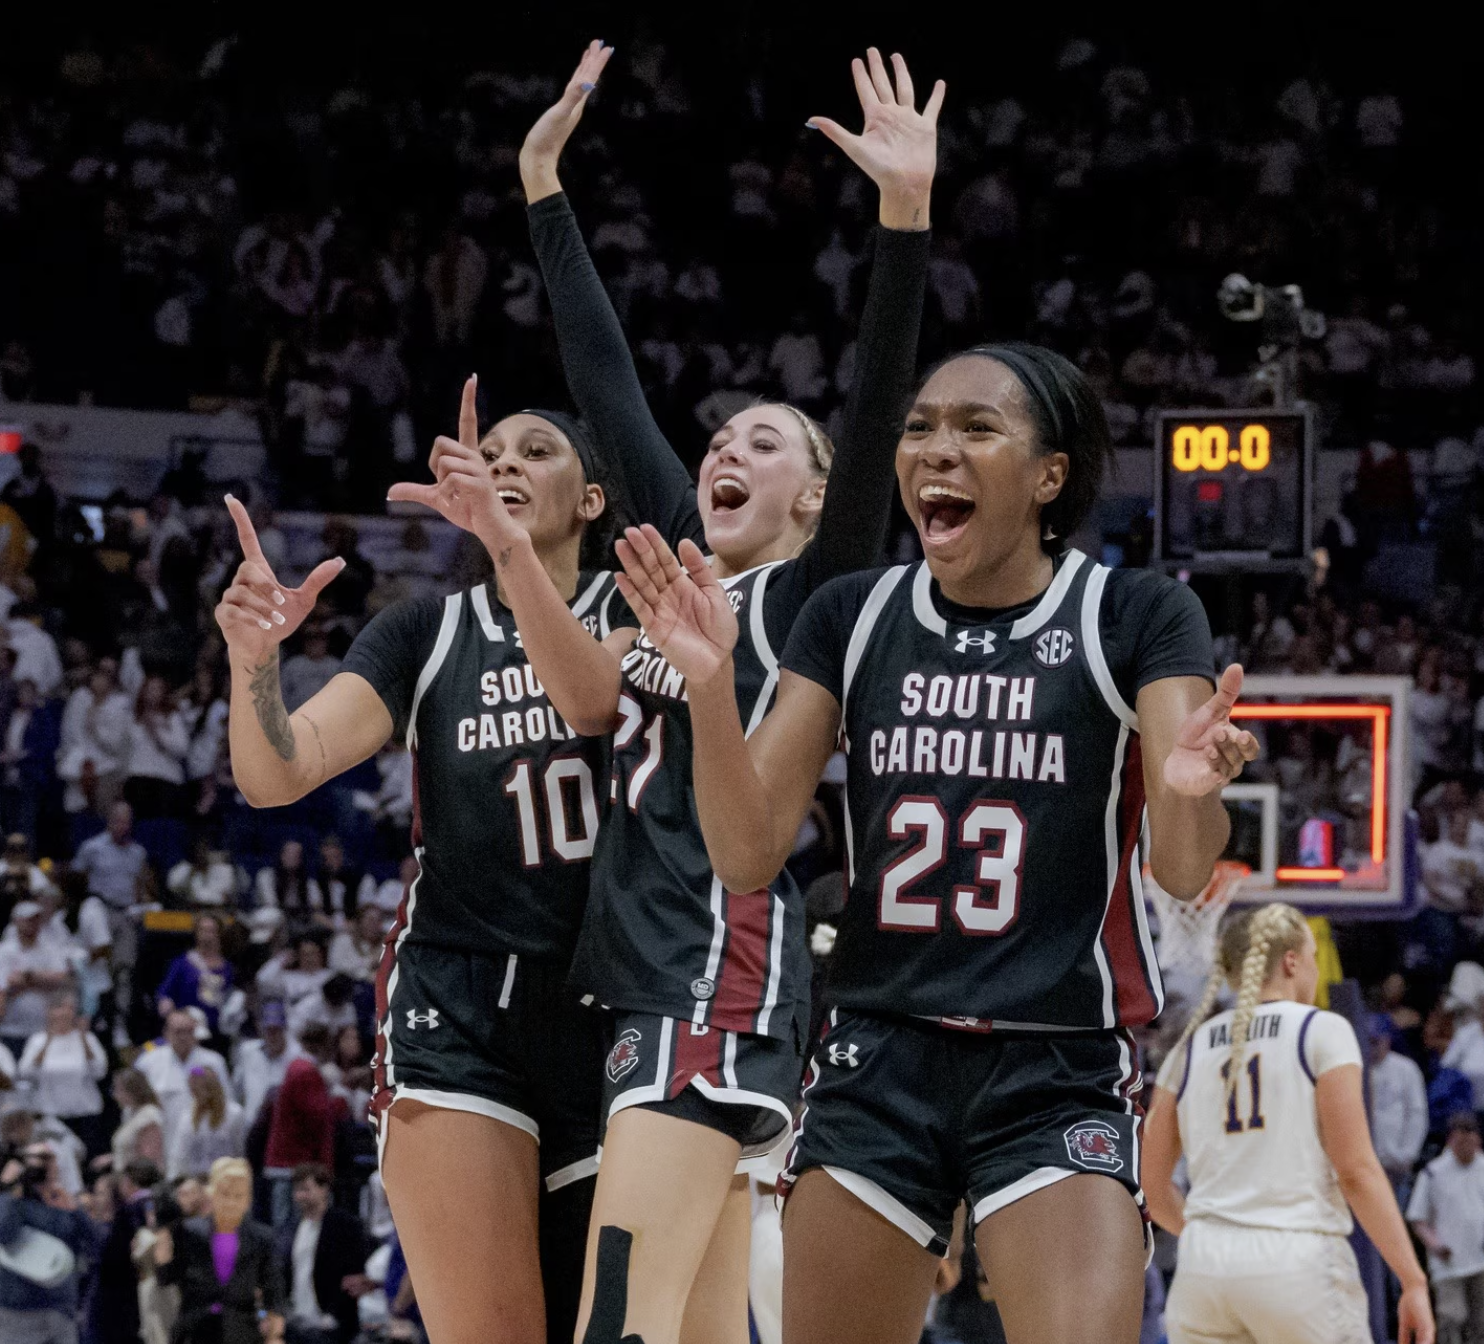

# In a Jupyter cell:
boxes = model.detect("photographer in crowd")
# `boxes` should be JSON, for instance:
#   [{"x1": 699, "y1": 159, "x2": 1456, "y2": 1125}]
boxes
[{"x1": 0, "y1": 1142, "x2": 96, "y2": 1344}]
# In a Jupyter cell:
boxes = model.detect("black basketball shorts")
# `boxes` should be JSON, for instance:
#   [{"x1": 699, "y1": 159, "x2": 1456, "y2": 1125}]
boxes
[
  {"x1": 784, "y1": 1011, "x2": 1146, "y2": 1255},
  {"x1": 602, "y1": 1009, "x2": 805, "y2": 1165},
  {"x1": 372, "y1": 940, "x2": 609, "y2": 1192}
]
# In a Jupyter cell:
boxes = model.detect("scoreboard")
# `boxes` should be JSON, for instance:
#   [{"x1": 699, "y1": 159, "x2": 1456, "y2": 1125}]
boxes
[{"x1": 1152, "y1": 409, "x2": 1312, "y2": 569}]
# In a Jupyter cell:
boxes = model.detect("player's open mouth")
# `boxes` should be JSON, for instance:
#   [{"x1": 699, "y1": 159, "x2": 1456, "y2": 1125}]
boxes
[
  {"x1": 918, "y1": 483, "x2": 976, "y2": 543},
  {"x1": 497, "y1": 486, "x2": 530, "y2": 509},
  {"x1": 710, "y1": 475, "x2": 751, "y2": 515}
]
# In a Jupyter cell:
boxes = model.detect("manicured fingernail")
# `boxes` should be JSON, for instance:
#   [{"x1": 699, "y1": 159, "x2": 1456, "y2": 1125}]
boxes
[
  {"x1": 224, "y1": 492, "x2": 235, "y2": 504},
  {"x1": 272, "y1": 590, "x2": 285, "y2": 605},
  {"x1": 271, "y1": 611, "x2": 286, "y2": 625},
  {"x1": 258, "y1": 619, "x2": 272, "y2": 630},
  {"x1": 470, "y1": 372, "x2": 478, "y2": 386},
  {"x1": 805, "y1": 121, "x2": 818, "y2": 131},
  {"x1": 580, "y1": 82, "x2": 595, "y2": 92}
]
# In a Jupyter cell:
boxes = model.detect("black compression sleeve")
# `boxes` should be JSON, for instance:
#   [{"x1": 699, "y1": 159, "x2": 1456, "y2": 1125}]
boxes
[
  {"x1": 527, "y1": 194, "x2": 704, "y2": 549},
  {"x1": 794, "y1": 226, "x2": 931, "y2": 594}
]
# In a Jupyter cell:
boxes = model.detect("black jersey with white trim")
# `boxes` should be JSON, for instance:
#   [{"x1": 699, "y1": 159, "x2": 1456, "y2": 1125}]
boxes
[
  {"x1": 342, "y1": 573, "x2": 619, "y2": 960},
  {"x1": 569, "y1": 560, "x2": 813, "y2": 1041},
  {"x1": 780, "y1": 551, "x2": 1216, "y2": 1029}
]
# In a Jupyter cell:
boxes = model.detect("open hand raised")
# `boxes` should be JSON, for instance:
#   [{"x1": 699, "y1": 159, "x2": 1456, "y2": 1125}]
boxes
[
  {"x1": 520, "y1": 39, "x2": 614, "y2": 203},
  {"x1": 614, "y1": 525, "x2": 738, "y2": 686},
  {"x1": 1163, "y1": 664, "x2": 1260, "y2": 796},
  {"x1": 808, "y1": 49, "x2": 944, "y2": 229},
  {"x1": 215, "y1": 498, "x2": 343, "y2": 665}
]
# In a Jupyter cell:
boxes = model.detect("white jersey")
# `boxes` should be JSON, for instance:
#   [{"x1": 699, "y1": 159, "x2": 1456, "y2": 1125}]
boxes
[{"x1": 1156, "y1": 999, "x2": 1363, "y2": 1235}]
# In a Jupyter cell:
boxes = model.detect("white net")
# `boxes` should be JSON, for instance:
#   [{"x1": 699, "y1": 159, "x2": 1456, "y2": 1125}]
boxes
[{"x1": 1143, "y1": 860, "x2": 1250, "y2": 983}]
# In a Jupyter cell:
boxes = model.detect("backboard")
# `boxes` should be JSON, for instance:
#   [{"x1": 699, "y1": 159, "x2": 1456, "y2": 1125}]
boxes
[{"x1": 1218, "y1": 675, "x2": 1416, "y2": 916}]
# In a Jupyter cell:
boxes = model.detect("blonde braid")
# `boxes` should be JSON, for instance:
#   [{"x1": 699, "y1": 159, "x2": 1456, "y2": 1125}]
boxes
[
  {"x1": 777, "y1": 404, "x2": 835, "y2": 475},
  {"x1": 1224, "y1": 902, "x2": 1311, "y2": 1075},
  {"x1": 1171, "y1": 960, "x2": 1228, "y2": 1065}
]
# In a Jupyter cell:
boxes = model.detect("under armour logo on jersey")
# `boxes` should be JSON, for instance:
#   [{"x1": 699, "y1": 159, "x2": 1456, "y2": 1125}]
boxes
[
  {"x1": 1034, "y1": 628, "x2": 1075, "y2": 668},
  {"x1": 1064, "y1": 1120, "x2": 1123, "y2": 1172},
  {"x1": 606, "y1": 1028, "x2": 642, "y2": 1083},
  {"x1": 954, "y1": 630, "x2": 997, "y2": 655},
  {"x1": 827, "y1": 1043, "x2": 860, "y2": 1068},
  {"x1": 405, "y1": 1008, "x2": 440, "y2": 1031}
]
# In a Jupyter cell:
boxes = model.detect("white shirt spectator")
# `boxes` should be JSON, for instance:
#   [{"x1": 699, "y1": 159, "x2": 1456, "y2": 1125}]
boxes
[
  {"x1": 18, "y1": 1028, "x2": 108, "y2": 1118},
  {"x1": 135, "y1": 1043, "x2": 231, "y2": 1141},
  {"x1": 56, "y1": 685, "x2": 132, "y2": 798},
  {"x1": 291, "y1": 1216, "x2": 337, "y2": 1328},
  {"x1": 4, "y1": 617, "x2": 63, "y2": 695},
  {"x1": 288, "y1": 991, "x2": 356, "y2": 1039},
  {"x1": 1370, "y1": 1049, "x2": 1429, "y2": 1176},
  {"x1": 167, "y1": 857, "x2": 239, "y2": 908},
  {"x1": 0, "y1": 860, "x2": 57, "y2": 902},
  {"x1": 1443, "y1": 1020, "x2": 1484, "y2": 1106},
  {"x1": 0, "y1": 1039, "x2": 17, "y2": 1113},
  {"x1": 183, "y1": 699, "x2": 229, "y2": 781},
  {"x1": 1423, "y1": 835, "x2": 1482, "y2": 914},
  {"x1": 1409, "y1": 1147, "x2": 1484, "y2": 1280},
  {"x1": 233, "y1": 1037, "x2": 304, "y2": 1126},
  {"x1": 112, "y1": 1102, "x2": 165, "y2": 1172},
  {"x1": 72, "y1": 828, "x2": 148, "y2": 910},
  {"x1": 125, "y1": 710, "x2": 190, "y2": 785},
  {"x1": 0, "y1": 939, "x2": 73, "y2": 1040},
  {"x1": 254, "y1": 954, "x2": 331, "y2": 1008},
  {"x1": 166, "y1": 1098, "x2": 246, "y2": 1179},
  {"x1": 328, "y1": 929, "x2": 383, "y2": 982}
]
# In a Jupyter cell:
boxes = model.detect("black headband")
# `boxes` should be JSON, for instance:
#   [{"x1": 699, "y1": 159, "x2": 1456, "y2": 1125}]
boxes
[
  {"x1": 966, "y1": 344, "x2": 1066, "y2": 450},
  {"x1": 520, "y1": 408, "x2": 597, "y2": 483}
]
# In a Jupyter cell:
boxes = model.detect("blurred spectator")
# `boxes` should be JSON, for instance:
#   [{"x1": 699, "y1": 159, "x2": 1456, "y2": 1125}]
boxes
[
  {"x1": 0, "y1": 902, "x2": 74, "y2": 1058},
  {"x1": 72, "y1": 803, "x2": 148, "y2": 1037},
  {"x1": 135, "y1": 1011, "x2": 230, "y2": 1143},
  {"x1": 91, "y1": 1157, "x2": 161, "y2": 1344},
  {"x1": 263, "y1": 1029, "x2": 340, "y2": 1230},
  {"x1": 232, "y1": 1001, "x2": 302, "y2": 1129},
  {"x1": 17, "y1": 993, "x2": 107, "y2": 1157},
  {"x1": 328, "y1": 908, "x2": 386, "y2": 983},
  {"x1": 0, "y1": 447, "x2": 57, "y2": 550},
  {"x1": 108, "y1": 1069, "x2": 165, "y2": 1173},
  {"x1": 166, "y1": 839, "x2": 238, "y2": 910},
  {"x1": 280, "y1": 627, "x2": 341, "y2": 714},
  {"x1": 1, "y1": 833, "x2": 58, "y2": 907},
  {"x1": 156, "y1": 914, "x2": 234, "y2": 1035},
  {"x1": 1409, "y1": 1113, "x2": 1484, "y2": 1344},
  {"x1": 288, "y1": 975, "x2": 357, "y2": 1040},
  {"x1": 122, "y1": 676, "x2": 189, "y2": 819},
  {"x1": 0, "y1": 1140, "x2": 95, "y2": 1343},
  {"x1": 1370, "y1": 1016, "x2": 1429, "y2": 1202},
  {"x1": 56, "y1": 657, "x2": 131, "y2": 821},
  {"x1": 280, "y1": 1162, "x2": 369, "y2": 1344},
  {"x1": 153, "y1": 1156, "x2": 284, "y2": 1344},
  {"x1": 165, "y1": 1066, "x2": 246, "y2": 1180},
  {"x1": 305, "y1": 836, "x2": 367, "y2": 927},
  {"x1": 255, "y1": 842, "x2": 310, "y2": 922},
  {"x1": 1, "y1": 678, "x2": 61, "y2": 844},
  {"x1": 257, "y1": 936, "x2": 331, "y2": 1008}
]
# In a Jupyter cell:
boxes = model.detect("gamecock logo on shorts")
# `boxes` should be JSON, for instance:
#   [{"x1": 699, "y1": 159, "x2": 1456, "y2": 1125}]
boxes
[
  {"x1": 1064, "y1": 1120, "x2": 1123, "y2": 1173},
  {"x1": 606, "y1": 1028, "x2": 643, "y2": 1083}
]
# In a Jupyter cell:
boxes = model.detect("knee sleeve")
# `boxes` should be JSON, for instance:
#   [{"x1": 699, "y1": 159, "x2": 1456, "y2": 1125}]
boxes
[{"x1": 582, "y1": 1224, "x2": 646, "y2": 1344}]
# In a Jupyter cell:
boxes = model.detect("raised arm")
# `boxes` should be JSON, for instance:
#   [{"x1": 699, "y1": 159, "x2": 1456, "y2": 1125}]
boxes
[
  {"x1": 520, "y1": 42, "x2": 703, "y2": 548},
  {"x1": 216, "y1": 499, "x2": 392, "y2": 807},
  {"x1": 799, "y1": 50, "x2": 941, "y2": 588},
  {"x1": 1138, "y1": 665, "x2": 1259, "y2": 898},
  {"x1": 388, "y1": 378, "x2": 632, "y2": 736},
  {"x1": 615, "y1": 526, "x2": 839, "y2": 890}
]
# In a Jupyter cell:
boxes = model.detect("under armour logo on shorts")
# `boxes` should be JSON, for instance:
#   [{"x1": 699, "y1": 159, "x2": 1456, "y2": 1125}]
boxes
[
  {"x1": 405, "y1": 1008, "x2": 440, "y2": 1030},
  {"x1": 827, "y1": 1043, "x2": 860, "y2": 1067},
  {"x1": 954, "y1": 629, "x2": 997, "y2": 655}
]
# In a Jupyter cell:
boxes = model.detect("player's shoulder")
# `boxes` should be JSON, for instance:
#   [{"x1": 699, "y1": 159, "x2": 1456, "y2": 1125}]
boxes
[
  {"x1": 810, "y1": 564, "x2": 910, "y2": 612},
  {"x1": 1097, "y1": 563, "x2": 1202, "y2": 619}
]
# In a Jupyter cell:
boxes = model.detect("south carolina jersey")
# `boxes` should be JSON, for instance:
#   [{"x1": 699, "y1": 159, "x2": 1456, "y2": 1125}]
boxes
[
  {"x1": 1158, "y1": 1001, "x2": 1363, "y2": 1234},
  {"x1": 342, "y1": 575, "x2": 618, "y2": 959},
  {"x1": 782, "y1": 549, "x2": 1216, "y2": 1029},
  {"x1": 570, "y1": 560, "x2": 812, "y2": 1040}
]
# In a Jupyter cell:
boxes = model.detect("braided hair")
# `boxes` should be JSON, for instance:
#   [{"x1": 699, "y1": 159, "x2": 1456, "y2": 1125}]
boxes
[{"x1": 1169, "y1": 902, "x2": 1312, "y2": 1077}]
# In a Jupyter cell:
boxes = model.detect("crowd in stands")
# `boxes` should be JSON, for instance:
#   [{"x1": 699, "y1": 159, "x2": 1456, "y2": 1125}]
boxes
[{"x1": 3, "y1": 22, "x2": 1484, "y2": 1344}]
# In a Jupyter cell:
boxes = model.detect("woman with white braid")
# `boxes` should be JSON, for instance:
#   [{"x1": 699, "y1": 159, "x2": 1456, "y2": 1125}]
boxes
[{"x1": 1142, "y1": 904, "x2": 1434, "y2": 1344}]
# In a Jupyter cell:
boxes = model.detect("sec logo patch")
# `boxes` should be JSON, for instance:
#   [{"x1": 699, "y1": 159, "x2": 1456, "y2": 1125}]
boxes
[{"x1": 1034, "y1": 628, "x2": 1075, "y2": 668}]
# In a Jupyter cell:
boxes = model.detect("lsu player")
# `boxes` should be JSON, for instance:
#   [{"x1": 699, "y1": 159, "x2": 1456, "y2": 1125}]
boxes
[{"x1": 1143, "y1": 903, "x2": 1434, "y2": 1344}]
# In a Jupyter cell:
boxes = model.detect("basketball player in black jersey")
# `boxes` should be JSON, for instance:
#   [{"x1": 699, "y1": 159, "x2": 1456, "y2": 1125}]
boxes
[
  {"x1": 462, "y1": 42, "x2": 939, "y2": 1344},
  {"x1": 214, "y1": 379, "x2": 692, "y2": 1344},
  {"x1": 610, "y1": 345, "x2": 1261, "y2": 1344}
]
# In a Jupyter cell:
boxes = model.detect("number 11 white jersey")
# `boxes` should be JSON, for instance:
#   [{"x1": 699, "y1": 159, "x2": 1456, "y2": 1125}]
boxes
[{"x1": 1156, "y1": 999, "x2": 1364, "y2": 1235}]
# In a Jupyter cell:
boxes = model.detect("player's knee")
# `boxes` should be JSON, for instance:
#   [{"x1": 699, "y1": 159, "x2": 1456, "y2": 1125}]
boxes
[{"x1": 581, "y1": 1225, "x2": 645, "y2": 1344}]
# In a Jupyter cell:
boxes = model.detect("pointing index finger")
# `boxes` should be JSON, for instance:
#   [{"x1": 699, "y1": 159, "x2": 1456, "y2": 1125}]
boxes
[
  {"x1": 224, "y1": 494, "x2": 271, "y2": 572},
  {"x1": 459, "y1": 376, "x2": 479, "y2": 450}
]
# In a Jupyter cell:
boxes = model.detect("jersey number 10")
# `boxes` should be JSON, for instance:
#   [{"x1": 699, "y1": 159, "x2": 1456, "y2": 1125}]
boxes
[
  {"x1": 1220, "y1": 1054, "x2": 1266, "y2": 1134},
  {"x1": 879, "y1": 797, "x2": 1027, "y2": 934},
  {"x1": 504, "y1": 758, "x2": 600, "y2": 866}
]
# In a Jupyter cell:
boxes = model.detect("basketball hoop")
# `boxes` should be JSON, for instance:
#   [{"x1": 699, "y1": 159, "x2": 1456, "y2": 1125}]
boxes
[{"x1": 1143, "y1": 859, "x2": 1250, "y2": 984}]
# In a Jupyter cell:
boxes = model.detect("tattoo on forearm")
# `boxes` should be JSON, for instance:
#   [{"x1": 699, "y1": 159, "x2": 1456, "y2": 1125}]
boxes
[
  {"x1": 248, "y1": 656, "x2": 296, "y2": 762},
  {"x1": 302, "y1": 712, "x2": 328, "y2": 782},
  {"x1": 497, "y1": 546, "x2": 513, "y2": 569}
]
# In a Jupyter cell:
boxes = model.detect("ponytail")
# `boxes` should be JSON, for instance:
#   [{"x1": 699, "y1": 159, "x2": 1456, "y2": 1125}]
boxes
[{"x1": 1220, "y1": 903, "x2": 1311, "y2": 1075}]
